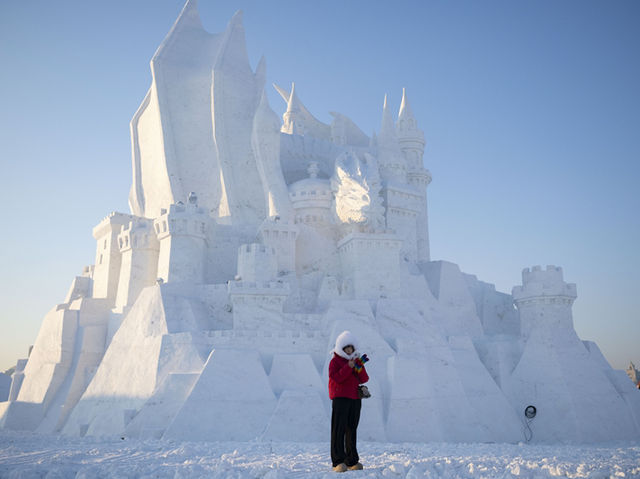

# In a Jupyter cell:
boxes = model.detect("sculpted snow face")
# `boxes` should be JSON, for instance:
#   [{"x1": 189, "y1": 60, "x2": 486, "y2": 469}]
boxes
[
  {"x1": 2, "y1": 1, "x2": 639, "y2": 444},
  {"x1": 332, "y1": 151, "x2": 385, "y2": 229}
]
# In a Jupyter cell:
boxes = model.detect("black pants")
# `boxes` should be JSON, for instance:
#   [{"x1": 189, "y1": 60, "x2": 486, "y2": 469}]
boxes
[{"x1": 331, "y1": 397, "x2": 362, "y2": 467}]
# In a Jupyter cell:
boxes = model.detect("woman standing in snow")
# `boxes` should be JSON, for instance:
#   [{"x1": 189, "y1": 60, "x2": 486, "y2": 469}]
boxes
[{"x1": 328, "y1": 330, "x2": 369, "y2": 473}]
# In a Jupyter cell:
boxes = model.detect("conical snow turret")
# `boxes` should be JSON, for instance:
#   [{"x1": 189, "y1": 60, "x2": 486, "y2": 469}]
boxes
[
  {"x1": 281, "y1": 83, "x2": 305, "y2": 135},
  {"x1": 396, "y1": 88, "x2": 425, "y2": 171},
  {"x1": 377, "y1": 95, "x2": 407, "y2": 184},
  {"x1": 274, "y1": 83, "x2": 331, "y2": 140},
  {"x1": 379, "y1": 95, "x2": 397, "y2": 144}
]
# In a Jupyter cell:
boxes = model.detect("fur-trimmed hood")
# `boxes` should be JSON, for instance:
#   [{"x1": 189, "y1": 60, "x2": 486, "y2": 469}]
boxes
[{"x1": 333, "y1": 330, "x2": 359, "y2": 359}]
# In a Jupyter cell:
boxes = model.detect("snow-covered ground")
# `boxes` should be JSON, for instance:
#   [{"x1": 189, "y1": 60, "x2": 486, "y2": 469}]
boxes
[{"x1": 0, "y1": 432, "x2": 638, "y2": 479}]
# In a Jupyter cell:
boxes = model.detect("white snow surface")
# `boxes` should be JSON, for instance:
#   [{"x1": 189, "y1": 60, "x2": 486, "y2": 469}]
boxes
[{"x1": 1, "y1": 431, "x2": 638, "y2": 479}]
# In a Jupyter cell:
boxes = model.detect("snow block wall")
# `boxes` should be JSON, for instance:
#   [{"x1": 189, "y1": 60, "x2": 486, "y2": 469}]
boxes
[{"x1": 2, "y1": 1, "x2": 638, "y2": 444}]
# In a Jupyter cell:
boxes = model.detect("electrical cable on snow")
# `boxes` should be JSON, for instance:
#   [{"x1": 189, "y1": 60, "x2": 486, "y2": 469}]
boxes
[{"x1": 523, "y1": 405, "x2": 536, "y2": 442}]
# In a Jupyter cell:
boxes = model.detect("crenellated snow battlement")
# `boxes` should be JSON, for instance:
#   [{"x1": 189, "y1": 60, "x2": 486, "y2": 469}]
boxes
[
  {"x1": 153, "y1": 202, "x2": 208, "y2": 241},
  {"x1": 228, "y1": 280, "x2": 290, "y2": 296},
  {"x1": 237, "y1": 243, "x2": 277, "y2": 283},
  {"x1": 512, "y1": 265, "x2": 577, "y2": 304},
  {"x1": 92, "y1": 212, "x2": 133, "y2": 239},
  {"x1": 117, "y1": 217, "x2": 158, "y2": 252},
  {"x1": 202, "y1": 329, "x2": 322, "y2": 340},
  {"x1": 258, "y1": 218, "x2": 298, "y2": 274},
  {"x1": 406, "y1": 167, "x2": 432, "y2": 189},
  {"x1": 337, "y1": 231, "x2": 403, "y2": 253},
  {"x1": 227, "y1": 280, "x2": 290, "y2": 330},
  {"x1": 238, "y1": 243, "x2": 274, "y2": 254}
]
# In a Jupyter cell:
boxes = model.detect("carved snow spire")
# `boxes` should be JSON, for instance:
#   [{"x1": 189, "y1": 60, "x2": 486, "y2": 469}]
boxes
[
  {"x1": 273, "y1": 83, "x2": 290, "y2": 103},
  {"x1": 251, "y1": 90, "x2": 293, "y2": 220},
  {"x1": 396, "y1": 88, "x2": 425, "y2": 171},
  {"x1": 214, "y1": 10, "x2": 253, "y2": 77},
  {"x1": 153, "y1": 0, "x2": 205, "y2": 61},
  {"x1": 379, "y1": 94, "x2": 397, "y2": 143},
  {"x1": 397, "y1": 88, "x2": 417, "y2": 131},
  {"x1": 210, "y1": 8, "x2": 269, "y2": 223},
  {"x1": 377, "y1": 94, "x2": 406, "y2": 184},
  {"x1": 282, "y1": 82, "x2": 305, "y2": 135},
  {"x1": 273, "y1": 83, "x2": 331, "y2": 139},
  {"x1": 287, "y1": 83, "x2": 303, "y2": 113},
  {"x1": 254, "y1": 55, "x2": 267, "y2": 95}
]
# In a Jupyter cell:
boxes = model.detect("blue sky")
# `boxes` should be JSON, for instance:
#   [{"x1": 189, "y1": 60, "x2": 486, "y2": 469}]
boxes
[{"x1": 0, "y1": 0, "x2": 638, "y2": 372}]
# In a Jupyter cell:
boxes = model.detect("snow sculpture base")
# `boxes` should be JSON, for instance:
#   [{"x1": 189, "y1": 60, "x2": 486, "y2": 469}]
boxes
[{"x1": 2, "y1": 1, "x2": 638, "y2": 444}]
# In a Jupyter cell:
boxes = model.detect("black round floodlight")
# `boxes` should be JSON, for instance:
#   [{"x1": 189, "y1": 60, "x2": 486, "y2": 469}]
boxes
[{"x1": 524, "y1": 405, "x2": 537, "y2": 419}]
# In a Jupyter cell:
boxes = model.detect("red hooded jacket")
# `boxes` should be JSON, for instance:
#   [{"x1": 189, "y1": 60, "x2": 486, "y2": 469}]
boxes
[{"x1": 328, "y1": 353, "x2": 369, "y2": 400}]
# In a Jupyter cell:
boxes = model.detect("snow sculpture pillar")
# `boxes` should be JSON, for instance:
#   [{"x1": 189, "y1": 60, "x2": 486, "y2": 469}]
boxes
[
  {"x1": 115, "y1": 217, "x2": 160, "y2": 310},
  {"x1": 154, "y1": 196, "x2": 208, "y2": 284},
  {"x1": 376, "y1": 94, "x2": 422, "y2": 261},
  {"x1": 288, "y1": 162, "x2": 335, "y2": 273},
  {"x1": 290, "y1": 162, "x2": 333, "y2": 229},
  {"x1": 512, "y1": 265, "x2": 577, "y2": 340},
  {"x1": 338, "y1": 231, "x2": 402, "y2": 301},
  {"x1": 382, "y1": 184, "x2": 423, "y2": 262},
  {"x1": 92, "y1": 213, "x2": 133, "y2": 301},
  {"x1": 258, "y1": 219, "x2": 298, "y2": 275},
  {"x1": 237, "y1": 243, "x2": 277, "y2": 283},
  {"x1": 397, "y1": 88, "x2": 432, "y2": 262}
]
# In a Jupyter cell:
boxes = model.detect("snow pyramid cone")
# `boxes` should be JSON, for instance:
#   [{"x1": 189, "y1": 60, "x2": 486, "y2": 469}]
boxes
[
  {"x1": 263, "y1": 389, "x2": 329, "y2": 442},
  {"x1": 164, "y1": 348, "x2": 276, "y2": 441},
  {"x1": 263, "y1": 353, "x2": 328, "y2": 441}
]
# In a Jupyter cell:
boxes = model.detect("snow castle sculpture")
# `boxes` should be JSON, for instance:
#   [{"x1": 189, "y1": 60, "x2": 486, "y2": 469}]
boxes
[{"x1": 1, "y1": 1, "x2": 639, "y2": 443}]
